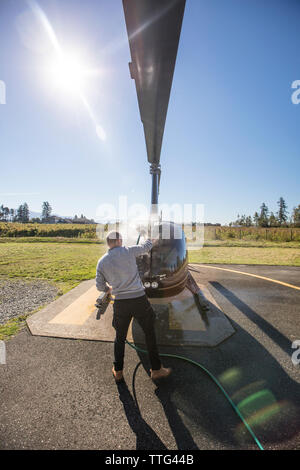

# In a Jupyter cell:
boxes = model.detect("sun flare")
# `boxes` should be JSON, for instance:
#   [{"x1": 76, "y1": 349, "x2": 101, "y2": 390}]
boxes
[{"x1": 48, "y1": 52, "x2": 87, "y2": 93}]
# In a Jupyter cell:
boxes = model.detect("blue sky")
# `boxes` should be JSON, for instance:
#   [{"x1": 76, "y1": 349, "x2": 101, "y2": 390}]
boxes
[{"x1": 0, "y1": 0, "x2": 300, "y2": 224}]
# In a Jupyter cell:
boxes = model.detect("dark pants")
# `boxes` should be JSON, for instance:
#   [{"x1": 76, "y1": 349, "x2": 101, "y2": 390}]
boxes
[{"x1": 112, "y1": 294, "x2": 161, "y2": 372}]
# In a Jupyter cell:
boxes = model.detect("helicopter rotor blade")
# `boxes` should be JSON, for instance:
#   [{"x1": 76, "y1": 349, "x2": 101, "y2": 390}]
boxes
[{"x1": 122, "y1": 0, "x2": 186, "y2": 166}]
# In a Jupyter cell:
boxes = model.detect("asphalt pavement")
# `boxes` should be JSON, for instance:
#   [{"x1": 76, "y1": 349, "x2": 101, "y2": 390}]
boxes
[{"x1": 0, "y1": 264, "x2": 299, "y2": 450}]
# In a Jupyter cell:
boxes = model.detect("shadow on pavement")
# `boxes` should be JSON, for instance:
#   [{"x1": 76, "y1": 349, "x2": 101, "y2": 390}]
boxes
[
  {"x1": 153, "y1": 384, "x2": 200, "y2": 450},
  {"x1": 117, "y1": 379, "x2": 167, "y2": 450},
  {"x1": 129, "y1": 292, "x2": 300, "y2": 449},
  {"x1": 211, "y1": 281, "x2": 293, "y2": 356}
]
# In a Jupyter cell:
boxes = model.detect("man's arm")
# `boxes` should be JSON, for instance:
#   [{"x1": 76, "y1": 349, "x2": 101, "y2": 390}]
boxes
[
  {"x1": 95, "y1": 262, "x2": 112, "y2": 319},
  {"x1": 96, "y1": 261, "x2": 107, "y2": 292},
  {"x1": 128, "y1": 239, "x2": 153, "y2": 257}
]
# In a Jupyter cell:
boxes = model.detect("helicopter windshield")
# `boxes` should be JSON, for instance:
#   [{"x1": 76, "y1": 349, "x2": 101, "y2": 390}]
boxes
[{"x1": 147, "y1": 222, "x2": 187, "y2": 277}]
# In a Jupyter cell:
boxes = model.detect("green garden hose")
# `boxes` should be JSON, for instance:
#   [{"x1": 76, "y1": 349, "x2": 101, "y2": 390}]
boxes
[{"x1": 125, "y1": 340, "x2": 264, "y2": 450}]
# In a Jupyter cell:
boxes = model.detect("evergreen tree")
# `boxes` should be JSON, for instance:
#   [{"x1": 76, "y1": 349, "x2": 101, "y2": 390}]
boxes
[
  {"x1": 22, "y1": 203, "x2": 29, "y2": 223},
  {"x1": 292, "y1": 205, "x2": 300, "y2": 227},
  {"x1": 2, "y1": 207, "x2": 9, "y2": 221},
  {"x1": 259, "y1": 203, "x2": 269, "y2": 227},
  {"x1": 253, "y1": 212, "x2": 259, "y2": 227},
  {"x1": 15, "y1": 203, "x2": 29, "y2": 222},
  {"x1": 245, "y1": 215, "x2": 252, "y2": 227},
  {"x1": 240, "y1": 214, "x2": 246, "y2": 226},
  {"x1": 16, "y1": 204, "x2": 24, "y2": 222},
  {"x1": 42, "y1": 201, "x2": 52, "y2": 222},
  {"x1": 269, "y1": 212, "x2": 278, "y2": 227},
  {"x1": 277, "y1": 197, "x2": 288, "y2": 225}
]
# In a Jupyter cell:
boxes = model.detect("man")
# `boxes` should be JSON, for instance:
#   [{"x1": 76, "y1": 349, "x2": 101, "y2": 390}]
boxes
[{"x1": 96, "y1": 231, "x2": 171, "y2": 383}]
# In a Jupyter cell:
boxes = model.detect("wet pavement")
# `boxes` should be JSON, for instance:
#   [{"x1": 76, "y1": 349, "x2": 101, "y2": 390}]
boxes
[{"x1": 0, "y1": 264, "x2": 300, "y2": 450}]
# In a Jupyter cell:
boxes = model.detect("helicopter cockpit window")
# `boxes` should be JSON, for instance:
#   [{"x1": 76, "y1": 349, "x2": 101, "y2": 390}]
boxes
[
  {"x1": 150, "y1": 238, "x2": 187, "y2": 276},
  {"x1": 137, "y1": 222, "x2": 187, "y2": 279}
]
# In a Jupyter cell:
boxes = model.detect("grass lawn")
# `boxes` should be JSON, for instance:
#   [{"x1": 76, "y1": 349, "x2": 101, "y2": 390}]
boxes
[
  {"x1": 0, "y1": 241, "x2": 106, "y2": 294},
  {"x1": 0, "y1": 241, "x2": 106, "y2": 340},
  {"x1": 189, "y1": 242, "x2": 300, "y2": 265},
  {"x1": 0, "y1": 316, "x2": 27, "y2": 341},
  {"x1": 0, "y1": 240, "x2": 299, "y2": 291}
]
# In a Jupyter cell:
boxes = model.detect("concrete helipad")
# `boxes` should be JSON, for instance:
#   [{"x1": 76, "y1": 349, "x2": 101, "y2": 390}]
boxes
[
  {"x1": 26, "y1": 280, "x2": 127, "y2": 342},
  {"x1": 26, "y1": 280, "x2": 235, "y2": 347}
]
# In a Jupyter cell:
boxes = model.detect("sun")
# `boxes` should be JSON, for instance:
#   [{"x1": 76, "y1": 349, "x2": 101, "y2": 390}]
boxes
[{"x1": 48, "y1": 51, "x2": 88, "y2": 93}]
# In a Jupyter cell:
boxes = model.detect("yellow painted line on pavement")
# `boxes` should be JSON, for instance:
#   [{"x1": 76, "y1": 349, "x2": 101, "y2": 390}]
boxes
[
  {"x1": 194, "y1": 265, "x2": 300, "y2": 291},
  {"x1": 49, "y1": 285, "x2": 98, "y2": 325}
]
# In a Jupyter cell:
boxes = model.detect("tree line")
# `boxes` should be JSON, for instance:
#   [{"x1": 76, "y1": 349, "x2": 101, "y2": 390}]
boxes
[
  {"x1": 0, "y1": 201, "x2": 52, "y2": 223},
  {"x1": 229, "y1": 197, "x2": 300, "y2": 228},
  {"x1": 1, "y1": 197, "x2": 299, "y2": 227},
  {"x1": 0, "y1": 201, "x2": 94, "y2": 224}
]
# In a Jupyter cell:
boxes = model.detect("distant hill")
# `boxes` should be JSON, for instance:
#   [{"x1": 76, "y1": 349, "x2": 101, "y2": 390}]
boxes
[
  {"x1": 29, "y1": 211, "x2": 42, "y2": 219},
  {"x1": 29, "y1": 211, "x2": 72, "y2": 219}
]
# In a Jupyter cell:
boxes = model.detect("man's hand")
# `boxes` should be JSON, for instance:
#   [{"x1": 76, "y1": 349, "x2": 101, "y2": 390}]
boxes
[
  {"x1": 106, "y1": 283, "x2": 112, "y2": 294},
  {"x1": 137, "y1": 224, "x2": 148, "y2": 237}
]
